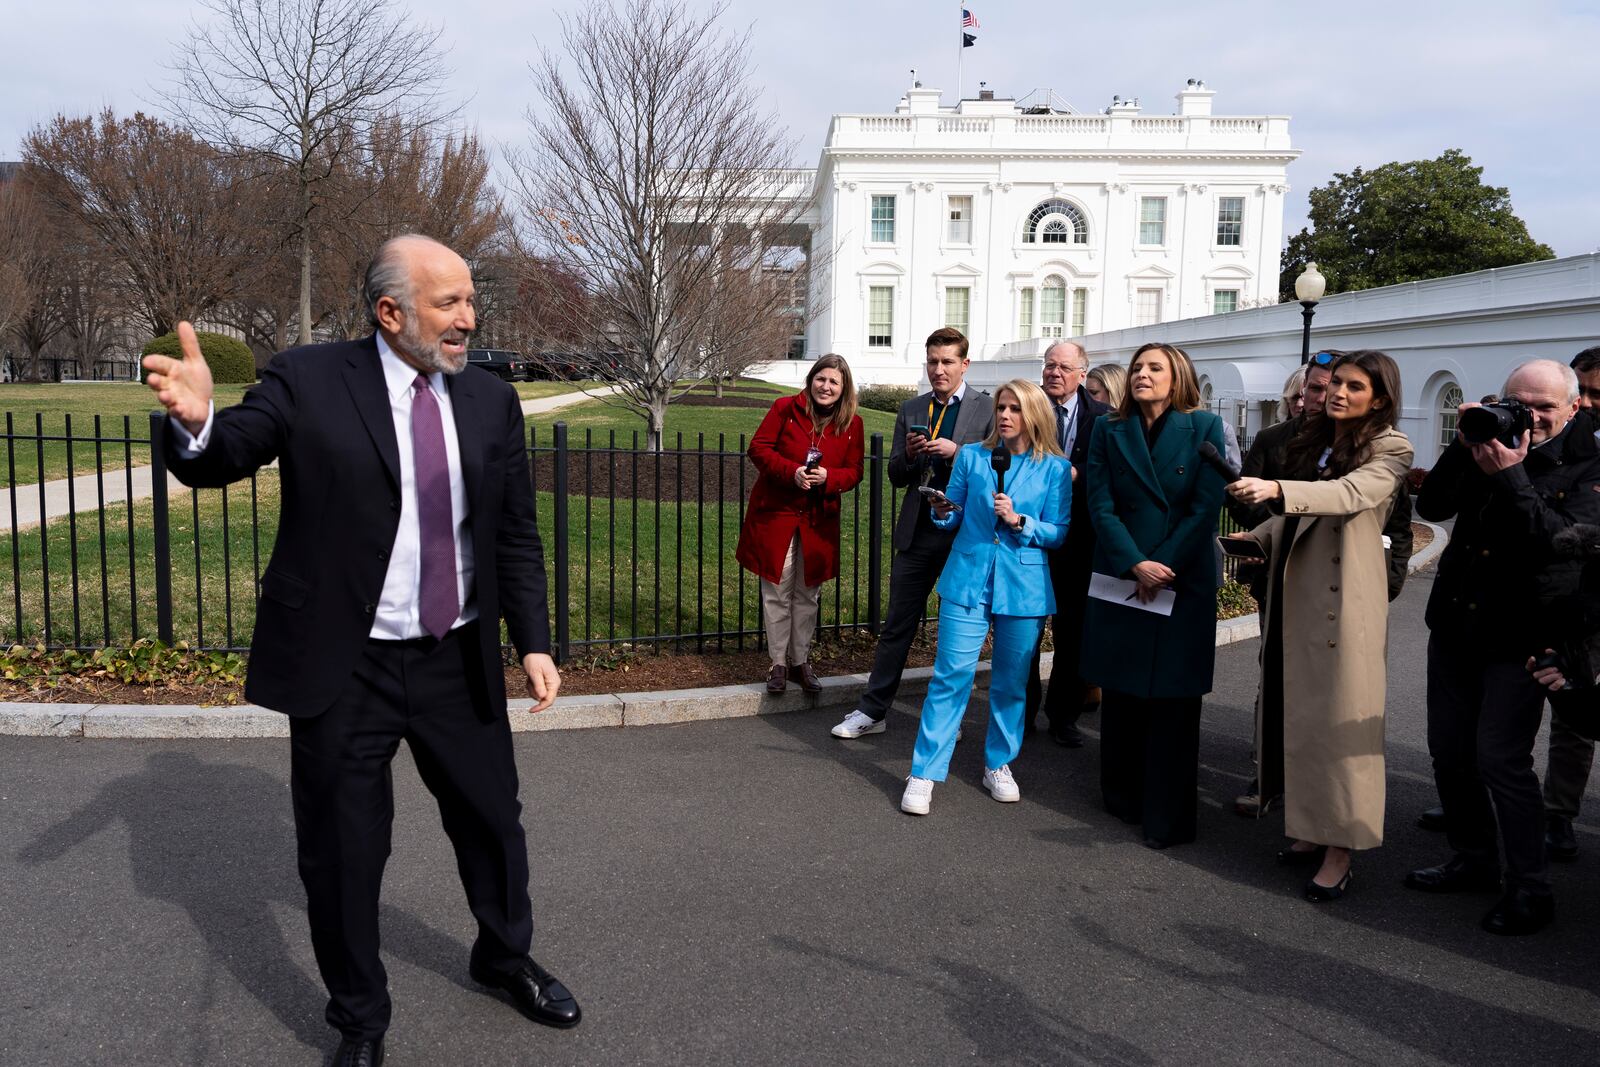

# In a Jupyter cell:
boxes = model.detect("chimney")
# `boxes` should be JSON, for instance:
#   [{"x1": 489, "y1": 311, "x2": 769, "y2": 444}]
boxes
[
  {"x1": 978, "y1": 88, "x2": 994, "y2": 101},
  {"x1": 1176, "y1": 79, "x2": 1215, "y2": 116}
]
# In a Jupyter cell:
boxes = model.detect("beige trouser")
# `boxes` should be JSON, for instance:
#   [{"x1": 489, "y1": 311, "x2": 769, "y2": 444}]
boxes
[{"x1": 761, "y1": 532, "x2": 822, "y2": 667}]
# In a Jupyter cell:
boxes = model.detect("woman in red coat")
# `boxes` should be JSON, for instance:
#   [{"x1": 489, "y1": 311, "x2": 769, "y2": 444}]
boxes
[{"x1": 736, "y1": 354, "x2": 865, "y2": 693}]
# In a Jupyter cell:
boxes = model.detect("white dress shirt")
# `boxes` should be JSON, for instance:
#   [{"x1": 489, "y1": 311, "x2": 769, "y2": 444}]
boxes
[{"x1": 173, "y1": 334, "x2": 477, "y2": 639}]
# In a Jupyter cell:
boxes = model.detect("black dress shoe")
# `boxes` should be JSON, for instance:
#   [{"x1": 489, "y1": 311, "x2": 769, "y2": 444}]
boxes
[
  {"x1": 1416, "y1": 806, "x2": 1447, "y2": 832},
  {"x1": 1050, "y1": 722, "x2": 1085, "y2": 748},
  {"x1": 1304, "y1": 868, "x2": 1352, "y2": 903},
  {"x1": 1404, "y1": 856, "x2": 1501, "y2": 894},
  {"x1": 1481, "y1": 888, "x2": 1554, "y2": 936},
  {"x1": 1276, "y1": 843, "x2": 1325, "y2": 867},
  {"x1": 1546, "y1": 815, "x2": 1579, "y2": 862},
  {"x1": 471, "y1": 957, "x2": 582, "y2": 1029},
  {"x1": 332, "y1": 1036, "x2": 384, "y2": 1067}
]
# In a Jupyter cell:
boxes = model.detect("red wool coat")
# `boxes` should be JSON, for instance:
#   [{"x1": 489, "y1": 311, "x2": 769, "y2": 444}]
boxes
[{"x1": 735, "y1": 393, "x2": 865, "y2": 587}]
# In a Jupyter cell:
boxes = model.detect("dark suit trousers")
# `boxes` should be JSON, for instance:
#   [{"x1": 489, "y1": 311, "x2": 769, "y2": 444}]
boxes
[
  {"x1": 1027, "y1": 550, "x2": 1092, "y2": 729},
  {"x1": 1100, "y1": 690, "x2": 1202, "y2": 846},
  {"x1": 1425, "y1": 634, "x2": 1550, "y2": 893},
  {"x1": 289, "y1": 622, "x2": 533, "y2": 1039},
  {"x1": 1543, "y1": 705, "x2": 1594, "y2": 820},
  {"x1": 859, "y1": 541, "x2": 952, "y2": 720}
]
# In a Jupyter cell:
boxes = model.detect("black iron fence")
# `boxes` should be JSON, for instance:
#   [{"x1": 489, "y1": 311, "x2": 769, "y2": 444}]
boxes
[{"x1": 0, "y1": 411, "x2": 1252, "y2": 662}]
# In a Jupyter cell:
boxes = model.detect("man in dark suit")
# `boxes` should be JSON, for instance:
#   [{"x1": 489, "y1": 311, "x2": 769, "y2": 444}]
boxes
[
  {"x1": 1026, "y1": 340, "x2": 1109, "y2": 747},
  {"x1": 831, "y1": 327, "x2": 994, "y2": 738},
  {"x1": 143, "y1": 235, "x2": 578, "y2": 1065}
]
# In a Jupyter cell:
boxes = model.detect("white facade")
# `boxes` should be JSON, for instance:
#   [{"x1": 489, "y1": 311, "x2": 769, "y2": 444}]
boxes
[
  {"x1": 965, "y1": 253, "x2": 1600, "y2": 469},
  {"x1": 756, "y1": 82, "x2": 1297, "y2": 386}
]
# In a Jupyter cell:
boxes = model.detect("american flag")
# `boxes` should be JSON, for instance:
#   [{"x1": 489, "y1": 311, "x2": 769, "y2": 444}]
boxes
[{"x1": 962, "y1": 8, "x2": 979, "y2": 28}]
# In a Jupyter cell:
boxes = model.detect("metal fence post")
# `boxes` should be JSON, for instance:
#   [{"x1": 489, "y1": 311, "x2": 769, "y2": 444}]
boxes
[
  {"x1": 867, "y1": 432, "x2": 884, "y2": 635},
  {"x1": 552, "y1": 421, "x2": 570, "y2": 665},
  {"x1": 148, "y1": 411, "x2": 174, "y2": 645}
]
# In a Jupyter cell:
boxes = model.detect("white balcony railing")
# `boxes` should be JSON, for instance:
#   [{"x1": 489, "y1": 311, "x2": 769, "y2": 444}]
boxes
[{"x1": 825, "y1": 111, "x2": 1293, "y2": 153}]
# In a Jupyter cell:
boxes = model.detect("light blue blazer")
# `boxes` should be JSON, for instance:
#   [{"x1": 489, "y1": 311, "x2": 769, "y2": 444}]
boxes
[{"x1": 932, "y1": 443, "x2": 1071, "y2": 617}]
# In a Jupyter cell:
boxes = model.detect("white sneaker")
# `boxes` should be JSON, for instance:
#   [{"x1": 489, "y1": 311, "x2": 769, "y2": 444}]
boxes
[
  {"x1": 901, "y1": 776, "x2": 934, "y2": 815},
  {"x1": 831, "y1": 710, "x2": 886, "y2": 739},
  {"x1": 982, "y1": 765, "x2": 1021, "y2": 803}
]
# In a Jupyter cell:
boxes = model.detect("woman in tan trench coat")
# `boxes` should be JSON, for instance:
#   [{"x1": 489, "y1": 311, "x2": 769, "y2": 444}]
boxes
[{"x1": 1227, "y1": 351, "x2": 1413, "y2": 903}]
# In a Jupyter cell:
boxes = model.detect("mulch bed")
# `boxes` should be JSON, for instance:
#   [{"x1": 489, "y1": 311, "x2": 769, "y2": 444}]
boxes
[{"x1": 1411, "y1": 521, "x2": 1434, "y2": 555}]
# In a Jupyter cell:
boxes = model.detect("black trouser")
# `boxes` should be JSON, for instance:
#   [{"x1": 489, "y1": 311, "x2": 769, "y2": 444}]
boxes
[
  {"x1": 289, "y1": 622, "x2": 533, "y2": 1040},
  {"x1": 1425, "y1": 634, "x2": 1550, "y2": 894},
  {"x1": 1543, "y1": 705, "x2": 1594, "y2": 820},
  {"x1": 859, "y1": 540, "x2": 952, "y2": 721},
  {"x1": 1099, "y1": 690, "x2": 1203, "y2": 846},
  {"x1": 1027, "y1": 555, "x2": 1092, "y2": 731}
]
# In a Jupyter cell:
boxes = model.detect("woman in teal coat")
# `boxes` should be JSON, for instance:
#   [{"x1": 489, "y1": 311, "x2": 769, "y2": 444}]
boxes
[
  {"x1": 900, "y1": 379, "x2": 1071, "y2": 816},
  {"x1": 1082, "y1": 343, "x2": 1229, "y2": 848}
]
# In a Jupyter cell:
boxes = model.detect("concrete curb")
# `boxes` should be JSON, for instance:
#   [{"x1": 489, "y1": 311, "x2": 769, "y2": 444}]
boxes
[{"x1": 1408, "y1": 520, "x2": 1448, "y2": 574}]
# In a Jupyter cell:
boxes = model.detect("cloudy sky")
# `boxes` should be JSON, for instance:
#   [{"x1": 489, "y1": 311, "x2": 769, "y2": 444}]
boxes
[{"x1": 5, "y1": 0, "x2": 1596, "y2": 255}]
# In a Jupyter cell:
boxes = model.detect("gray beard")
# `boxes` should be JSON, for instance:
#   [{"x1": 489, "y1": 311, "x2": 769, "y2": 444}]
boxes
[{"x1": 397, "y1": 317, "x2": 469, "y2": 375}]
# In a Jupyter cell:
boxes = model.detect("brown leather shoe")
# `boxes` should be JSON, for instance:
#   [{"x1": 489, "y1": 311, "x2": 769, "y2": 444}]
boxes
[
  {"x1": 791, "y1": 663, "x2": 822, "y2": 694},
  {"x1": 766, "y1": 663, "x2": 787, "y2": 693}
]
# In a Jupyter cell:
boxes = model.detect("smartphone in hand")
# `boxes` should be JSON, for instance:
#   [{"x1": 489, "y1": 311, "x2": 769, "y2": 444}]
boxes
[
  {"x1": 1217, "y1": 535, "x2": 1264, "y2": 559},
  {"x1": 918, "y1": 485, "x2": 961, "y2": 512}
]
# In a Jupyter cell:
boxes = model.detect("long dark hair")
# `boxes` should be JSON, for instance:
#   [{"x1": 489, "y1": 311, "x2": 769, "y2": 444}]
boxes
[{"x1": 1285, "y1": 350, "x2": 1402, "y2": 477}]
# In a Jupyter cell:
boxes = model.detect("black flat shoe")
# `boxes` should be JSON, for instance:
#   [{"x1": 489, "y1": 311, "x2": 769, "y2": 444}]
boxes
[
  {"x1": 332, "y1": 1036, "x2": 384, "y2": 1067},
  {"x1": 1404, "y1": 856, "x2": 1501, "y2": 894},
  {"x1": 471, "y1": 957, "x2": 582, "y2": 1029},
  {"x1": 1276, "y1": 844, "x2": 1326, "y2": 867},
  {"x1": 1304, "y1": 868, "x2": 1352, "y2": 903},
  {"x1": 1050, "y1": 723, "x2": 1085, "y2": 748},
  {"x1": 1416, "y1": 806, "x2": 1447, "y2": 832},
  {"x1": 1546, "y1": 815, "x2": 1579, "y2": 862},
  {"x1": 1481, "y1": 888, "x2": 1554, "y2": 936}
]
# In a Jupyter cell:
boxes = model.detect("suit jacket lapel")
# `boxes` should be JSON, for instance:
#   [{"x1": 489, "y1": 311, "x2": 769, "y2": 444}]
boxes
[
  {"x1": 1150, "y1": 410, "x2": 1195, "y2": 478},
  {"x1": 342, "y1": 338, "x2": 401, "y2": 491},
  {"x1": 445, "y1": 370, "x2": 485, "y2": 508},
  {"x1": 949, "y1": 389, "x2": 980, "y2": 441},
  {"x1": 1111, "y1": 417, "x2": 1165, "y2": 502}
]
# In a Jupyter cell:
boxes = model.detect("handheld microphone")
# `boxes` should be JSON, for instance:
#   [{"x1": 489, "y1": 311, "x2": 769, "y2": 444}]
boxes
[
  {"x1": 1197, "y1": 441, "x2": 1241, "y2": 483},
  {"x1": 990, "y1": 447, "x2": 1012, "y2": 495}
]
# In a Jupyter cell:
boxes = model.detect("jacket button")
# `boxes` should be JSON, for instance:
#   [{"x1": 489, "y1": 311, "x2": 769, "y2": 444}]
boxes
[
  {"x1": 390, "y1": 499, "x2": 399, "y2": 511},
  {"x1": 377, "y1": 550, "x2": 389, "y2": 562},
  {"x1": 364, "y1": 603, "x2": 377, "y2": 615},
  {"x1": 1177, "y1": 465, "x2": 1185, "y2": 474},
  {"x1": 1327, "y1": 640, "x2": 1337, "y2": 648}
]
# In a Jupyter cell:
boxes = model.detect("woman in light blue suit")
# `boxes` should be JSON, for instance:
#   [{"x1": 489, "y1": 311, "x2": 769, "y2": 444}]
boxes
[{"x1": 901, "y1": 379, "x2": 1072, "y2": 815}]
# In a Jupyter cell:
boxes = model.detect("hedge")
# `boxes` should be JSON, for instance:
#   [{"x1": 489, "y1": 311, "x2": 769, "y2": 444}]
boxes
[
  {"x1": 857, "y1": 385, "x2": 916, "y2": 414},
  {"x1": 143, "y1": 330, "x2": 256, "y2": 384}
]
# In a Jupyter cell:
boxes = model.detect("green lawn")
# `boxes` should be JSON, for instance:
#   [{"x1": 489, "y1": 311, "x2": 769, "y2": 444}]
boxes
[{"x1": 525, "y1": 384, "x2": 899, "y2": 447}]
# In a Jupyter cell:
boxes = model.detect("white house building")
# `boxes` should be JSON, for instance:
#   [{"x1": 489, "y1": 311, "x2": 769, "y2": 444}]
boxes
[{"x1": 757, "y1": 80, "x2": 1298, "y2": 386}]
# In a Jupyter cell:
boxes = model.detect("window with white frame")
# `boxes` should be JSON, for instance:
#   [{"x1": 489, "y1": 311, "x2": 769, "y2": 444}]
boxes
[
  {"x1": 867, "y1": 285, "x2": 894, "y2": 347},
  {"x1": 1023, "y1": 199, "x2": 1089, "y2": 244},
  {"x1": 1212, "y1": 289, "x2": 1239, "y2": 315},
  {"x1": 1018, "y1": 287, "x2": 1035, "y2": 339},
  {"x1": 944, "y1": 286, "x2": 971, "y2": 335},
  {"x1": 1216, "y1": 197, "x2": 1244, "y2": 246},
  {"x1": 1040, "y1": 277, "x2": 1067, "y2": 338},
  {"x1": 1138, "y1": 197, "x2": 1167, "y2": 245},
  {"x1": 1439, "y1": 383, "x2": 1464, "y2": 448},
  {"x1": 947, "y1": 196, "x2": 973, "y2": 244},
  {"x1": 1135, "y1": 287, "x2": 1163, "y2": 326},
  {"x1": 870, "y1": 195, "x2": 896, "y2": 243},
  {"x1": 1071, "y1": 288, "x2": 1088, "y2": 334}
]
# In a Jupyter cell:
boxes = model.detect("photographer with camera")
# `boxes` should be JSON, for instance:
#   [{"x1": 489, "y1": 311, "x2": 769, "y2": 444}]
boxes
[{"x1": 1406, "y1": 359, "x2": 1600, "y2": 936}]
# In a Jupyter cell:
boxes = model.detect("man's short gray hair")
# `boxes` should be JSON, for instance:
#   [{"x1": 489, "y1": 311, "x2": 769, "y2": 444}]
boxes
[
  {"x1": 363, "y1": 234, "x2": 452, "y2": 328},
  {"x1": 1503, "y1": 359, "x2": 1581, "y2": 403},
  {"x1": 1043, "y1": 340, "x2": 1088, "y2": 369}
]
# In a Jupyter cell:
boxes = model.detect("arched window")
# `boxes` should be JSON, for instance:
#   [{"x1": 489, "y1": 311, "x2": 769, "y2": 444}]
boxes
[
  {"x1": 1439, "y1": 383, "x2": 1464, "y2": 449},
  {"x1": 1024, "y1": 199, "x2": 1088, "y2": 244},
  {"x1": 1040, "y1": 276, "x2": 1067, "y2": 338}
]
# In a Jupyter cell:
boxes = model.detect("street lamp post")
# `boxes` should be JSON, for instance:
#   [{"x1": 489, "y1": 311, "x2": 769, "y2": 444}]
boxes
[{"x1": 1294, "y1": 262, "x2": 1327, "y2": 365}]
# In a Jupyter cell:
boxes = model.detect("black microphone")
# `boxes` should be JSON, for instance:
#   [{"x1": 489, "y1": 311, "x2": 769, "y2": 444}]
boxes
[
  {"x1": 1197, "y1": 441, "x2": 1241, "y2": 482},
  {"x1": 991, "y1": 447, "x2": 1012, "y2": 495}
]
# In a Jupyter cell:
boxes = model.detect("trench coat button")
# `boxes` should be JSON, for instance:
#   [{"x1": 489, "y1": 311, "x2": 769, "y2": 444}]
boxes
[
  {"x1": 1327, "y1": 611, "x2": 1336, "y2": 620},
  {"x1": 1331, "y1": 555, "x2": 1340, "y2": 564},
  {"x1": 1327, "y1": 640, "x2": 1337, "y2": 648}
]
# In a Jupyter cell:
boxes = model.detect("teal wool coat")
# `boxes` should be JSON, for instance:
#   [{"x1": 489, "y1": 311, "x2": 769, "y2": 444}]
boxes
[{"x1": 1080, "y1": 409, "x2": 1229, "y2": 699}]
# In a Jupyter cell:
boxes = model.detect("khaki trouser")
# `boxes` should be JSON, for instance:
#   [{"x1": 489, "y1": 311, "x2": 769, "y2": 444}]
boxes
[{"x1": 761, "y1": 533, "x2": 821, "y2": 667}]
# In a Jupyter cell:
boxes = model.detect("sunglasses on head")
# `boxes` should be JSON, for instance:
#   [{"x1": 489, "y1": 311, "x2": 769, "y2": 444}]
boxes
[{"x1": 1311, "y1": 351, "x2": 1337, "y2": 366}]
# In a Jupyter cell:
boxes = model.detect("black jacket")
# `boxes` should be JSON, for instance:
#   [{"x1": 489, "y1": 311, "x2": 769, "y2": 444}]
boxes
[
  {"x1": 1053, "y1": 385, "x2": 1111, "y2": 572},
  {"x1": 166, "y1": 335, "x2": 550, "y2": 717},
  {"x1": 1418, "y1": 419, "x2": 1600, "y2": 655}
]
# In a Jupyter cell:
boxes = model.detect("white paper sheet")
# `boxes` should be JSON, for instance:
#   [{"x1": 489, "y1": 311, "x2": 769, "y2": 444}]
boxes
[{"x1": 1087, "y1": 572, "x2": 1176, "y2": 617}]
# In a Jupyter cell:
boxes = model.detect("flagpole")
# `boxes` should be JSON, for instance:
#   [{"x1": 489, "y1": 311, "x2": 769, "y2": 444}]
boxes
[{"x1": 955, "y1": 2, "x2": 963, "y2": 104}]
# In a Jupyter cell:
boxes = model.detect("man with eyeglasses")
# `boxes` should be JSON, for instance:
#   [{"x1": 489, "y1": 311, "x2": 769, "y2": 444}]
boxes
[{"x1": 1025, "y1": 341, "x2": 1110, "y2": 746}]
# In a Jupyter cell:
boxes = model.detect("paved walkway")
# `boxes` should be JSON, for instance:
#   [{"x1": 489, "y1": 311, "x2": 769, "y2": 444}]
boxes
[
  {"x1": 0, "y1": 388, "x2": 612, "y2": 531},
  {"x1": 3, "y1": 568, "x2": 1598, "y2": 1066}
]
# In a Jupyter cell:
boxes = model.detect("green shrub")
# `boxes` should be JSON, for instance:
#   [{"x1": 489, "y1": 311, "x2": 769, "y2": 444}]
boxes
[
  {"x1": 143, "y1": 330, "x2": 257, "y2": 384},
  {"x1": 857, "y1": 385, "x2": 915, "y2": 413},
  {"x1": 1216, "y1": 579, "x2": 1258, "y2": 620}
]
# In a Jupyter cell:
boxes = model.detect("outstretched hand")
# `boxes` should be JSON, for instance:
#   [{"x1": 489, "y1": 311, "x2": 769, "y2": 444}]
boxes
[{"x1": 142, "y1": 322, "x2": 213, "y2": 435}]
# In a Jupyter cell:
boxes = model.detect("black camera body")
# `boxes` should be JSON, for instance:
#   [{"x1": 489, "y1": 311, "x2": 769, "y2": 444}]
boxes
[{"x1": 1458, "y1": 398, "x2": 1533, "y2": 447}]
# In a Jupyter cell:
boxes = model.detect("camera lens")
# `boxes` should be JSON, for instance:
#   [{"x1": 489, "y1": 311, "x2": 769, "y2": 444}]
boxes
[{"x1": 1458, "y1": 405, "x2": 1510, "y2": 445}]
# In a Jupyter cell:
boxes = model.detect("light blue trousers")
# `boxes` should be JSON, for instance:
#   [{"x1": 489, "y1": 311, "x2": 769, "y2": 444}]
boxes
[{"x1": 910, "y1": 600, "x2": 1046, "y2": 782}]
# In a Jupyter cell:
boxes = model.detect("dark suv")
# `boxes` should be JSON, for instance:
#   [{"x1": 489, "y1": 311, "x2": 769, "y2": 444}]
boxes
[{"x1": 465, "y1": 349, "x2": 527, "y2": 381}]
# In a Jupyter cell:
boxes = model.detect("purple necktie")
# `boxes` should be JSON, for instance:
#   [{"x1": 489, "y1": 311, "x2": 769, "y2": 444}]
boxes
[{"x1": 411, "y1": 374, "x2": 459, "y2": 639}]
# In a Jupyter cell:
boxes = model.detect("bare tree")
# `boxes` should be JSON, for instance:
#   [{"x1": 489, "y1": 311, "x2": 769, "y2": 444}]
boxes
[
  {"x1": 695, "y1": 257, "x2": 806, "y2": 398},
  {"x1": 23, "y1": 111, "x2": 269, "y2": 337},
  {"x1": 167, "y1": 0, "x2": 457, "y2": 345},
  {"x1": 511, "y1": 0, "x2": 810, "y2": 449},
  {"x1": 0, "y1": 174, "x2": 46, "y2": 343}
]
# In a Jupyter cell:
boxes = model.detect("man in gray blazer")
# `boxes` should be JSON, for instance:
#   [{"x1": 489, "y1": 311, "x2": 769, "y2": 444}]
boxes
[{"x1": 832, "y1": 327, "x2": 995, "y2": 738}]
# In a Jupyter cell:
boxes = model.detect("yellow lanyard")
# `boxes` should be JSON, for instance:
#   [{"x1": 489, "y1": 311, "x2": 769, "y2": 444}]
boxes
[{"x1": 927, "y1": 397, "x2": 951, "y2": 440}]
